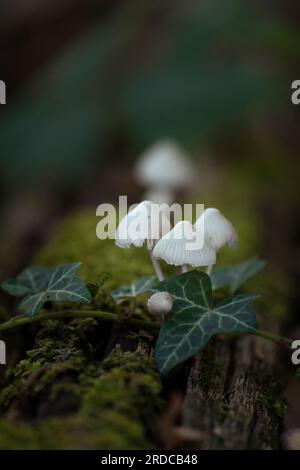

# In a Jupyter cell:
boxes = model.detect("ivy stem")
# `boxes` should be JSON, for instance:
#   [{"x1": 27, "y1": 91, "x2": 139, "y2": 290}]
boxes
[
  {"x1": 0, "y1": 310, "x2": 160, "y2": 333},
  {"x1": 254, "y1": 329, "x2": 293, "y2": 349},
  {"x1": 0, "y1": 313, "x2": 293, "y2": 351},
  {"x1": 149, "y1": 249, "x2": 164, "y2": 281}
]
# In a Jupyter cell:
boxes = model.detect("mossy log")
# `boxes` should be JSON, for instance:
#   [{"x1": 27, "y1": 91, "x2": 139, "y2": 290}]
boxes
[
  {"x1": 0, "y1": 198, "x2": 292, "y2": 449},
  {"x1": 0, "y1": 319, "x2": 162, "y2": 449}
]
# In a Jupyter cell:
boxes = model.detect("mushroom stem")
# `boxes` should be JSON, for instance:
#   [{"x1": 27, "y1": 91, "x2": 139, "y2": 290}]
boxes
[
  {"x1": 206, "y1": 265, "x2": 213, "y2": 276},
  {"x1": 149, "y1": 249, "x2": 164, "y2": 281},
  {"x1": 181, "y1": 264, "x2": 189, "y2": 273}
]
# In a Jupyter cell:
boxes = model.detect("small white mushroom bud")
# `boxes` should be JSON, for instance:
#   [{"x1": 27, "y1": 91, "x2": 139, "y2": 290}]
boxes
[{"x1": 147, "y1": 292, "x2": 173, "y2": 317}]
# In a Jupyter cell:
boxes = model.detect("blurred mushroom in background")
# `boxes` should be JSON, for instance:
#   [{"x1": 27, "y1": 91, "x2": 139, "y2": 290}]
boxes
[{"x1": 134, "y1": 139, "x2": 195, "y2": 204}]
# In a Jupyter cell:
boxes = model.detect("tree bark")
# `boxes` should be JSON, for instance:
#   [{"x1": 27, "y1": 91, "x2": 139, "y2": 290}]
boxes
[{"x1": 182, "y1": 328, "x2": 283, "y2": 449}]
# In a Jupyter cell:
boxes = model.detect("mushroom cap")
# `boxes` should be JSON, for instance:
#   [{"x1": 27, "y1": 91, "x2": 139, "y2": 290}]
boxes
[
  {"x1": 115, "y1": 200, "x2": 171, "y2": 250},
  {"x1": 153, "y1": 221, "x2": 216, "y2": 267},
  {"x1": 194, "y1": 208, "x2": 238, "y2": 252},
  {"x1": 147, "y1": 292, "x2": 173, "y2": 316},
  {"x1": 134, "y1": 139, "x2": 194, "y2": 189}
]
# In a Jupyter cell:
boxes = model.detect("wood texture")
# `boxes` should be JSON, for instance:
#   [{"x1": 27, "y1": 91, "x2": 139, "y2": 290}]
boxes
[{"x1": 182, "y1": 330, "x2": 282, "y2": 449}]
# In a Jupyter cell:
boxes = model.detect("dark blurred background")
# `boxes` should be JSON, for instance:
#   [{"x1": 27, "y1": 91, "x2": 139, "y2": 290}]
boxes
[
  {"x1": 1, "y1": 0, "x2": 300, "y2": 294},
  {"x1": 0, "y1": 0, "x2": 300, "y2": 442},
  {"x1": 1, "y1": 0, "x2": 299, "y2": 269},
  {"x1": 1, "y1": 0, "x2": 300, "y2": 287}
]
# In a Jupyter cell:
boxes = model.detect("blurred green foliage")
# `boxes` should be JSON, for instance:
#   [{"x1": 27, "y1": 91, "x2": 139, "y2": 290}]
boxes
[{"x1": 0, "y1": 0, "x2": 298, "y2": 186}]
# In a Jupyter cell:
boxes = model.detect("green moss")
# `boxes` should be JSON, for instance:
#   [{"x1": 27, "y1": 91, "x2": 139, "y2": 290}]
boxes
[
  {"x1": 0, "y1": 411, "x2": 149, "y2": 450},
  {"x1": 198, "y1": 348, "x2": 225, "y2": 395},
  {"x1": 84, "y1": 346, "x2": 163, "y2": 428},
  {"x1": 36, "y1": 411, "x2": 150, "y2": 450},
  {"x1": 216, "y1": 401, "x2": 239, "y2": 422},
  {"x1": 244, "y1": 368, "x2": 287, "y2": 419},
  {"x1": 0, "y1": 319, "x2": 98, "y2": 411},
  {"x1": 257, "y1": 380, "x2": 287, "y2": 419},
  {"x1": 0, "y1": 421, "x2": 40, "y2": 450},
  {"x1": 246, "y1": 265, "x2": 292, "y2": 321},
  {"x1": 0, "y1": 384, "x2": 18, "y2": 408},
  {"x1": 35, "y1": 210, "x2": 155, "y2": 291},
  {"x1": 0, "y1": 341, "x2": 162, "y2": 449},
  {"x1": 101, "y1": 344, "x2": 154, "y2": 373}
]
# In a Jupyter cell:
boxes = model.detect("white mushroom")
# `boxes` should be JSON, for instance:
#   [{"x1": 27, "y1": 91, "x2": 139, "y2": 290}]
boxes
[
  {"x1": 147, "y1": 292, "x2": 173, "y2": 317},
  {"x1": 153, "y1": 221, "x2": 216, "y2": 273},
  {"x1": 115, "y1": 200, "x2": 171, "y2": 281},
  {"x1": 134, "y1": 139, "x2": 194, "y2": 203},
  {"x1": 194, "y1": 208, "x2": 238, "y2": 275},
  {"x1": 194, "y1": 208, "x2": 238, "y2": 252}
]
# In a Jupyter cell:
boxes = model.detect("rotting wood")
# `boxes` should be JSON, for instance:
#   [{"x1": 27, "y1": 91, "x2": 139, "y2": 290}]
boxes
[{"x1": 182, "y1": 326, "x2": 283, "y2": 450}]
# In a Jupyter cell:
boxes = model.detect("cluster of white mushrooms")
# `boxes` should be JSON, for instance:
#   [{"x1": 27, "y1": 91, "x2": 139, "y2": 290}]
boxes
[
  {"x1": 115, "y1": 200, "x2": 238, "y2": 319},
  {"x1": 115, "y1": 138, "x2": 238, "y2": 318}
]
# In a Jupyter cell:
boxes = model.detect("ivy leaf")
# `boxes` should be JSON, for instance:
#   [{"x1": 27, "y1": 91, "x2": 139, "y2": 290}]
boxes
[
  {"x1": 46, "y1": 275, "x2": 92, "y2": 303},
  {"x1": 1, "y1": 266, "x2": 49, "y2": 296},
  {"x1": 211, "y1": 257, "x2": 266, "y2": 293},
  {"x1": 2, "y1": 263, "x2": 91, "y2": 318},
  {"x1": 153, "y1": 270, "x2": 257, "y2": 376},
  {"x1": 112, "y1": 276, "x2": 156, "y2": 299},
  {"x1": 19, "y1": 292, "x2": 48, "y2": 318},
  {"x1": 1, "y1": 263, "x2": 82, "y2": 297},
  {"x1": 45, "y1": 262, "x2": 82, "y2": 288}
]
